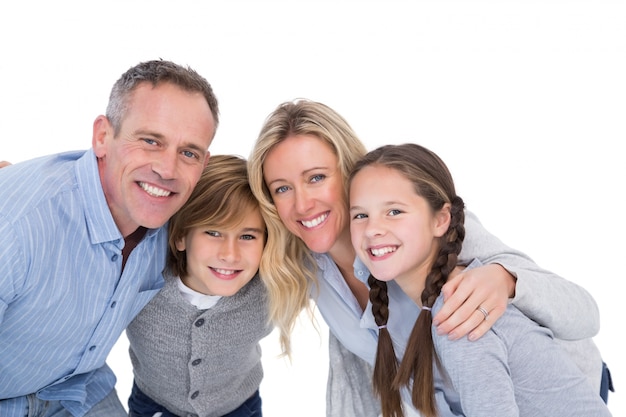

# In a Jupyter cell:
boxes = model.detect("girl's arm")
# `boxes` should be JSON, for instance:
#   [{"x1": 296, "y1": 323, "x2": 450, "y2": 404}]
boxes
[{"x1": 433, "y1": 210, "x2": 599, "y2": 341}]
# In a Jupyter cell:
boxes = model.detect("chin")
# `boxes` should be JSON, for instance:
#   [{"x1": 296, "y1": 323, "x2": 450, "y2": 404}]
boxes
[
  {"x1": 369, "y1": 271, "x2": 394, "y2": 283},
  {"x1": 306, "y1": 243, "x2": 333, "y2": 254}
]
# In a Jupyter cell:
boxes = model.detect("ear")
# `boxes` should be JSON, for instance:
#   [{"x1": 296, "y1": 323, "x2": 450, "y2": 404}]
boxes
[
  {"x1": 433, "y1": 203, "x2": 451, "y2": 238},
  {"x1": 92, "y1": 115, "x2": 113, "y2": 158},
  {"x1": 203, "y1": 150, "x2": 211, "y2": 168},
  {"x1": 175, "y1": 235, "x2": 187, "y2": 252}
]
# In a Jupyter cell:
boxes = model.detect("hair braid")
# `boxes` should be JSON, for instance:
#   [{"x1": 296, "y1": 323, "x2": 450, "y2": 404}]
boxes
[
  {"x1": 369, "y1": 275, "x2": 403, "y2": 417},
  {"x1": 399, "y1": 195, "x2": 466, "y2": 417},
  {"x1": 350, "y1": 143, "x2": 467, "y2": 417}
]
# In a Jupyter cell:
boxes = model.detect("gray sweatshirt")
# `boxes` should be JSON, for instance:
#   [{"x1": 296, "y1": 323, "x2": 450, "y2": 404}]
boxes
[{"x1": 325, "y1": 210, "x2": 604, "y2": 417}]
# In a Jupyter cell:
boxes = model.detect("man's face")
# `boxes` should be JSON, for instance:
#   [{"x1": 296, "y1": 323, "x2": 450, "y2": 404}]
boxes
[{"x1": 93, "y1": 82, "x2": 216, "y2": 237}]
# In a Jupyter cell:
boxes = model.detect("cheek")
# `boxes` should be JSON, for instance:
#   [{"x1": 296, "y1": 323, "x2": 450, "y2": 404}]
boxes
[
  {"x1": 253, "y1": 245, "x2": 265, "y2": 266},
  {"x1": 329, "y1": 180, "x2": 347, "y2": 202},
  {"x1": 349, "y1": 226, "x2": 361, "y2": 249},
  {"x1": 273, "y1": 199, "x2": 292, "y2": 224},
  {"x1": 184, "y1": 167, "x2": 205, "y2": 191}
]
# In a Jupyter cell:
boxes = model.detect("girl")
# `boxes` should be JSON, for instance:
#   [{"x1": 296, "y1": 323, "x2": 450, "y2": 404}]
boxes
[{"x1": 349, "y1": 143, "x2": 610, "y2": 417}]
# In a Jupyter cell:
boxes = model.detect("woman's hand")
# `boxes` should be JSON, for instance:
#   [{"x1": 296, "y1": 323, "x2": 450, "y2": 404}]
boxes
[
  {"x1": 432, "y1": 263, "x2": 516, "y2": 341},
  {"x1": 0, "y1": 161, "x2": 11, "y2": 168}
]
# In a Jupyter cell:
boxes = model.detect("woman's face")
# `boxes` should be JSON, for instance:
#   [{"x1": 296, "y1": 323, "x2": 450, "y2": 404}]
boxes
[{"x1": 262, "y1": 134, "x2": 348, "y2": 254}]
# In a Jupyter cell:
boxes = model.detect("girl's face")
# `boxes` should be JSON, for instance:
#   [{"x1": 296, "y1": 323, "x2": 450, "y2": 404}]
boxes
[
  {"x1": 349, "y1": 164, "x2": 450, "y2": 291},
  {"x1": 263, "y1": 134, "x2": 348, "y2": 254},
  {"x1": 176, "y1": 207, "x2": 266, "y2": 296}
]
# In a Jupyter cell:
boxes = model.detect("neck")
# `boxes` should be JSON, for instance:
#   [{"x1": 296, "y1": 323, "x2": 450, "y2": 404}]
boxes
[
  {"x1": 328, "y1": 230, "x2": 369, "y2": 310},
  {"x1": 396, "y1": 275, "x2": 427, "y2": 307},
  {"x1": 328, "y1": 226, "x2": 356, "y2": 274}
]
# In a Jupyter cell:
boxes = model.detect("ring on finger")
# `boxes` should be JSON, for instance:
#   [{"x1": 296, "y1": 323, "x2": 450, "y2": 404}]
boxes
[{"x1": 477, "y1": 305, "x2": 489, "y2": 321}]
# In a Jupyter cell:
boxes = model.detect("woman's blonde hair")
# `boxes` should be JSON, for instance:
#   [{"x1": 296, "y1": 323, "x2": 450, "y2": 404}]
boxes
[{"x1": 248, "y1": 99, "x2": 367, "y2": 356}]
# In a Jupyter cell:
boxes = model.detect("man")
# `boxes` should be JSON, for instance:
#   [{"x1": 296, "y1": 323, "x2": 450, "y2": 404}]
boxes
[{"x1": 0, "y1": 59, "x2": 219, "y2": 417}]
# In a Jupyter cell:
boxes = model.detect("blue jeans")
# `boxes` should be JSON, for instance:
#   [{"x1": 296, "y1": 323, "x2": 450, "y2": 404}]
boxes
[
  {"x1": 128, "y1": 381, "x2": 262, "y2": 417},
  {"x1": 0, "y1": 388, "x2": 126, "y2": 417},
  {"x1": 600, "y1": 361, "x2": 614, "y2": 404}
]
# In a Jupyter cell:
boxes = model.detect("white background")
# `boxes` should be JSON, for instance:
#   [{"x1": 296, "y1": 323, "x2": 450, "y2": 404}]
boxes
[{"x1": 1, "y1": 1, "x2": 624, "y2": 416}]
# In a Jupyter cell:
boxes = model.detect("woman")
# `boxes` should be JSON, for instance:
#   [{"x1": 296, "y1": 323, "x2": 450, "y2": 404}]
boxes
[{"x1": 247, "y1": 99, "x2": 602, "y2": 416}]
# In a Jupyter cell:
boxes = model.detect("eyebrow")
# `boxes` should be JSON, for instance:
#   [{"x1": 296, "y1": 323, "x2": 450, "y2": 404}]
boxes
[
  {"x1": 266, "y1": 166, "x2": 330, "y2": 187},
  {"x1": 241, "y1": 227, "x2": 266, "y2": 234},
  {"x1": 134, "y1": 129, "x2": 208, "y2": 155},
  {"x1": 349, "y1": 200, "x2": 410, "y2": 211}
]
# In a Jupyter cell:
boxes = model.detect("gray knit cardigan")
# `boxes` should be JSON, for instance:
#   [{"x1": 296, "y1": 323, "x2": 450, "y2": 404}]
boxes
[{"x1": 126, "y1": 274, "x2": 272, "y2": 417}]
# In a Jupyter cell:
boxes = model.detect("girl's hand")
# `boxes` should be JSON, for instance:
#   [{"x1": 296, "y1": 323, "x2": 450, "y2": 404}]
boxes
[{"x1": 432, "y1": 264, "x2": 515, "y2": 341}]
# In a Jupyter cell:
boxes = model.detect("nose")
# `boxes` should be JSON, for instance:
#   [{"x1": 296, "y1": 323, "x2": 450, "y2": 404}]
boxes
[
  {"x1": 152, "y1": 149, "x2": 178, "y2": 180},
  {"x1": 364, "y1": 217, "x2": 385, "y2": 239},
  {"x1": 218, "y1": 238, "x2": 240, "y2": 263},
  {"x1": 294, "y1": 187, "x2": 314, "y2": 214}
]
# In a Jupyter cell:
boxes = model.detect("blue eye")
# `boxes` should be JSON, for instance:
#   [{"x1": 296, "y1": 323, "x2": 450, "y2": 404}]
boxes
[
  {"x1": 274, "y1": 185, "x2": 289, "y2": 194},
  {"x1": 310, "y1": 174, "x2": 325, "y2": 183},
  {"x1": 352, "y1": 213, "x2": 367, "y2": 220},
  {"x1": 240, "y1": 234, "x2": 255, "y2": 241},
  {"x1": 205, "y1": 230, "x2": 221, "y2": 237},
  {"x1": 182, "y1": 150, "x2": 199, "y2": 159},
  {"x1": 388, "y1": 209, "x2": 402, "y2": 216}
]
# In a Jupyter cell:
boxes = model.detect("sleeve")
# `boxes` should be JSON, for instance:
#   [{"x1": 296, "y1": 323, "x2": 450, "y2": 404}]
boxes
[
  {"x1": 458, "y1": 210, "x2": 599, "y2": 340},
  {"x1": 432, "y1": 298, "x2": 520, "y2": 417},
  {"x1": 0, "y1": 216, "x2": 24, "y2": 323},
  {"x1": 326, "y1": 331, "x2": 381, "y2": 417}
]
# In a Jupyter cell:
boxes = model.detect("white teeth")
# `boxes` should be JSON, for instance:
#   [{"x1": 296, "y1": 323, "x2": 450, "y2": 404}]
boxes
[
  {"x1": 139, "y1": 182, "x2": 171, "y2": 197},
  {"x1": 214, "y1": 268, "x2": 236, "y2": 275},
  {"x1": 300, "y1": 213, "x2": 328, "y2": 228},
  {"x1": 370, "y1": 246, "x2": 396, "y2": 257}
]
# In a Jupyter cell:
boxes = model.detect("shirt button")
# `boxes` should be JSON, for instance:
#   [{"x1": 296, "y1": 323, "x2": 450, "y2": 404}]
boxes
[
  {"x1": 194, "y1": 318, "x2": 205, "y2": 327},
  {"x1": 111, "y1": 254, "x2": 118, "y2": 262},
  {"x1": 191, "y1": 359, "x2": 202, "y2": 366},
  {"x1": 110, "y1": 301, "x2": 117, "y2": 308},
  {"x1": 190, "y1": 391, "x2": 199, "y2": 399},
  {"x1": 89, "y1": 345, "x2": 96, "y2": 351}
]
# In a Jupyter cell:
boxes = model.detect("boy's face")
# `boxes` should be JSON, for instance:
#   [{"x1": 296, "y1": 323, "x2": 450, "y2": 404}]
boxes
[{"x1": 176, "y1": 207, "x2": 266, "y2": 296}]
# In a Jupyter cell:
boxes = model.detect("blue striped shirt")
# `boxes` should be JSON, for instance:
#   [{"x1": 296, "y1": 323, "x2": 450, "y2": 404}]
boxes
[{"x1": 0, "y1": 150, "x2": 166, "y2": 416}]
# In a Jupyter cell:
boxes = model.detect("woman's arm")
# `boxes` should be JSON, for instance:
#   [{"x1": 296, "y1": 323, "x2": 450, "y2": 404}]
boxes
[{"x1": 433, "y1": 210, "x2": 599, "y2": 341}]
